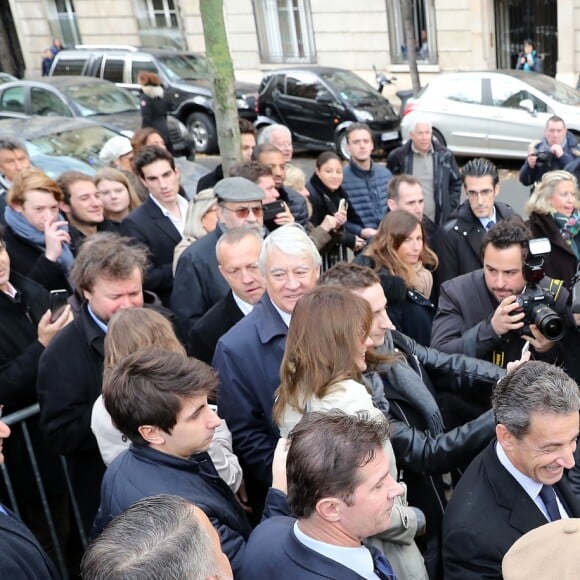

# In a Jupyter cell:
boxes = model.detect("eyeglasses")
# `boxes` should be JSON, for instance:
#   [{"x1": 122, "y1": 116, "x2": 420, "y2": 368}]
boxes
[
  {"x1": 466, "y1": 189, "x2": 495, "y2": 199},
  {"x1": 222, "y1": 205, "x2": 264, "y2": 219}
]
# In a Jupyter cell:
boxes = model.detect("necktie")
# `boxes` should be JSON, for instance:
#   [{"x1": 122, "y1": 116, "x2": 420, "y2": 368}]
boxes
[
  {"x1": 486, "y1": 220, "x2": 496, "y2": 231},
  {"x1": 371, "y1": 548, "x2": 397, "y2": 580},
  {"x1": 539, "y1": 485, "x2": 561, "y2": 521}
]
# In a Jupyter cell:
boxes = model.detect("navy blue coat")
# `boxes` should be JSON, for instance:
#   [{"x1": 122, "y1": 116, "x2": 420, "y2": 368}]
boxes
[
  {"x1": 212, "y1": 294, "x2": 286, "y2": 486},
  {"x1": 242, "y1": 516, "x2": 386, "y2": 580},
  {"x1": 342, "y1": 160, "x2": 391, "y2": 233},
  {"x1": 0, "y1": 505, "x2": 59, "y2": 580},
  {"x1": 93, "y1": 445, "x2": 289, "y2": 577}
]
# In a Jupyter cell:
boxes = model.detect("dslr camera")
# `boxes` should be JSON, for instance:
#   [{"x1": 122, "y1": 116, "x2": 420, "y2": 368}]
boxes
[
  {"x1": 534, "y1": 143, "x2": 554, "y2": 167},
  {"x1": 514, "y1": 238, "x2": 564, "y2": 341}
]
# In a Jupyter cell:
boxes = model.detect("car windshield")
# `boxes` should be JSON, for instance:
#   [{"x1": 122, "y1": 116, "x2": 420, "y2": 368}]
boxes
[
  {"x1": 27, "y1": 125, "x2": 119, "y2": 166},
  {"x1": 319, "y1": 70, "x2": 380, "y2": 104},
  {"x1": 519, "y1": 74, "x2": 580, "y2": 106},
  {"x1": 157, "y1": 54, "x2": 210, "y2": 82},
  {"x1": 63, "y1": 83, "x2": 139, "y2": 116}
]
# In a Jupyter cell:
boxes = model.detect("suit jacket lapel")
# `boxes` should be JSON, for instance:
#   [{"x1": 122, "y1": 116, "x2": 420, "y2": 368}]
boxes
[
  {"x1": 145, "y1": 197, "x2": 181, "y2": 245},
  {"x1": 484, "y1": 443, "x2": 548, "y2": 535}
]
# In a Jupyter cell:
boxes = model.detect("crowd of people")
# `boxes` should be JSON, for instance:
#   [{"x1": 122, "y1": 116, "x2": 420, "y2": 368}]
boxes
[{"x1": 0, "y1": 112, "x2": 579, "y2": 580}]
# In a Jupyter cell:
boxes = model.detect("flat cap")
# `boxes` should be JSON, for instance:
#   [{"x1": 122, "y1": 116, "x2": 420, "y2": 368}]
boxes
[
  {"x1": 214, "y1": 177, "x2": 265, "y2": 203},
  {"x1": 502, "y1": 518, "x2": 580, "y2": 580},
  {"x1": 99, "y1": 136, "x2": 133, "y2": 164}
]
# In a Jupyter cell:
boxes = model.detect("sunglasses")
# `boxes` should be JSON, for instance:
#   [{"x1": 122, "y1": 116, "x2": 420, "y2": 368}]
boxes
[{"x1": 222, "y1": 205, "x2": 264, "y2": 219}]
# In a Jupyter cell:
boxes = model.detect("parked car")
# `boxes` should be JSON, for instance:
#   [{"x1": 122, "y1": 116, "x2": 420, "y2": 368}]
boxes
[
  {"x1": 49, "y1": 46, "x2": 258, "y2": 154},
  {"x1": 0, "y1": 72, "x2": 17, "y2": 84},
  {"x1": 0, "y1": 77, "x2": 194, "y2": 159},
  {"x1": 0, "y1": 116, "x2": 208, "y2": 197},
  {"x1": 402, "y1": 70, "x2": 580, "y2": 159},
  {"x1": 257, "y1": 67, "x2": 401, "y2": 159}
]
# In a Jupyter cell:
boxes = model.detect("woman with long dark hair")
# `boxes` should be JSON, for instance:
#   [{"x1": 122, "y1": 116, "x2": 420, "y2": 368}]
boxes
[
  {"x1": 306, "y1": 151, "x2": 365, "y2": 267},
  {"x1": 357, "y1": 209, "x2": 438, "y2": 345}
]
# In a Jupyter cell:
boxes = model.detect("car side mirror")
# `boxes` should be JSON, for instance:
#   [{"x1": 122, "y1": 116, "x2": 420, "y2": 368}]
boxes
[
  {"x1": 519, "y1": 99, "x2": 536, "y2": 115},
  {"x1": 316, "y1": 92, "x2": 333, "y2": 104}
]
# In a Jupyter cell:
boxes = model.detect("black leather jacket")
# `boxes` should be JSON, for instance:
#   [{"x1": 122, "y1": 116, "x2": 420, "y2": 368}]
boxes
[{"x1": 367, "y1": 329, "x2": 505, "y2": 579}]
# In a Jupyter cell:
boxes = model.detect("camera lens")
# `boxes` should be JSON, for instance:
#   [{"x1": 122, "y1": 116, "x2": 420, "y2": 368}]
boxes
[{"x1": 533, "y1": 306, "x2": 564, "y2": 341}]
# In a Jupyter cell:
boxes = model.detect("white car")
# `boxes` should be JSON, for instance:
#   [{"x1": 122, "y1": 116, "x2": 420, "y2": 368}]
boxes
[{"x1": 401, "y1": 70, "x2": 580, "y2": 159}]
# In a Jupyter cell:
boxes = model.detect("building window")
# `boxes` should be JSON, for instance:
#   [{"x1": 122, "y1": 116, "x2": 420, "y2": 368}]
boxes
[
  {"x1": 134, "y1": 0, "x2": 185, "y2": 49},
  {"x1": 253, "y1": 0, "x2": 317, "y2": 64},
  {"x1": 45, "y1": 0, "x2": 81, "y2": 47},
  {"x1": 386, "y1": 0, "x2": 437, "y2": 65}
]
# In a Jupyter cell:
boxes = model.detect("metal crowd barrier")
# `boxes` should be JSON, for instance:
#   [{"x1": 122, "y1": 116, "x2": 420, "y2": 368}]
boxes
[{"x1": 1, "y1": 403, "x2": 87, "y2": 580}]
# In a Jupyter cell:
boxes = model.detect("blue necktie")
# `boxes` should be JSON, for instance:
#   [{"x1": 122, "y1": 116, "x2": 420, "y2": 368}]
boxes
[
  {"x1": 486, "y1": 220, "x2": 496, "y2": 231},
  {"x1": 540, "y1": 485, "x2": 561, "y2": 521},
  {"x1": 370, "y1": 547, "x2": 397, "y2": 580}
]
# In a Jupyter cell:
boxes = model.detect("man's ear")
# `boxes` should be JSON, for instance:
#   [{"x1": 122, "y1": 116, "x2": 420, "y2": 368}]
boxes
[
  {"x1": 496, "y1": 423, "x2": 515, "y2": 452},
  {"x1": 387, "y1": 198, "x2": 397, "y2": 212},
  {"x1": 315, "y1": 497, "x2": 342, "y2": 523},
  {"x1": 59, "y1": 201, "x2": 70, "y2": 216},
  {"x1": 138, "y1": 425, "x2": 166, "y2": 446}
]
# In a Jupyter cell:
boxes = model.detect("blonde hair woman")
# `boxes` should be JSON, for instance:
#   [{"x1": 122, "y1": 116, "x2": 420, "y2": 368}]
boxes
[
  {"x1": 172, "y1": 188, "x2": 218, "y2": 273},
  {"x1": 90, "y1": 307, "x2": 242, "y2": 492},
  {"x1": 525, "y1": 169, "x2": 580, "y2": 287},
  {"x1": 95, "y1": 167, "x2": 141, "y2": 224}
]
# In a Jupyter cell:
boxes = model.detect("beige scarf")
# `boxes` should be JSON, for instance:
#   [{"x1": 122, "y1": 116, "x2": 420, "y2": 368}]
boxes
[{"x1": 412, "y1": 261, "x2": 433, "y2": 298}]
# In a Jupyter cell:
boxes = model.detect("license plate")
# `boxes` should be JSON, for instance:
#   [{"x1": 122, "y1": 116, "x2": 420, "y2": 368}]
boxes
[{"x1": 381, "y1": 131, "x2": 399, "y2": 141}]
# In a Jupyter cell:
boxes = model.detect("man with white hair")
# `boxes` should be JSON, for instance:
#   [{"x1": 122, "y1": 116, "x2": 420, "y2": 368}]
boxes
[
  {"x1": 387, "y1": 115, "x2": 461, "y2": 225},
  {"x1": 213, "y1": 224, "x2": 320, "y2": 518},
  {"x1": 257, "y1": 124, "x2": 293, "y2": 163}
]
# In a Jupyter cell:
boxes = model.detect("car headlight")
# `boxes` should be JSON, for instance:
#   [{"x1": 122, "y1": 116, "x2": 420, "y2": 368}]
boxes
[
  {"x1": 354, "y1": 109, "x2": 373, "y2": 122},
  {"x1": 236, "y1": 97, "x2": 251, "y2": 109}
]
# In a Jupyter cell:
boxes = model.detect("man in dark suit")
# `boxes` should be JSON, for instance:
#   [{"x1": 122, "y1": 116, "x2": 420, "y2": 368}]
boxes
[
  {"x1": 241, "y1": 411, "x2": 401, "y2": 579},
  {"x1": 443, "y1": 361, "x2": 580, "y2": 580},
  {"x1": 171, "y1": 177, "x2": 265, "y2": 337},
  {"x1": 189, "y1": 227, "x2": 264, "y2": 363},
  {"x1": 436, "y1": 158, "x2": 516, "y2": 284},
  {"x1": 120, "y1": 146, "x2": 187, "y2": 306},
  {"x1": 37, "y1": 234, "x2": 148, "y2": 535},
  {"x1": 0, "y1": 413, "x2": 60, "y2": 579}
]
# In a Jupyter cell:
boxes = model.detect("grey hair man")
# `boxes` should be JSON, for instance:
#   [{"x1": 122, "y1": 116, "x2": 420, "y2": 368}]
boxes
[
  {"x1": 0, "y1": 137, "x2": 31, "y2": 224},
  {"x1": 213, "y1": 224, "x2": 320, "y2": 520},
  {"x1": 387, "y1": 114, "x2": 461, "y2": 225},
  {"x1": 442, "y1": 361, "x2": 580, "y2": 580},
  {"x1": 257, "y1": 124, "x2": 293, "y2": 163},
  {"x1": 81, "y1": 494, "x2": 233, "y2": 580}
]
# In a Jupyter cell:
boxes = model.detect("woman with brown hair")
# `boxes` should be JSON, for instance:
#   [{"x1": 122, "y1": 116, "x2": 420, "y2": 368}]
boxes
[
  {"x1": 272, "y1": 285, "x2": 427, "y2": 580},
  {"x1": 4, "y1": 167, "x2": 73, "y2": 291},
  {"x1": 138, "y1": 71, "x2": 172, "y2": 154},
  {"x1": 95, "y1": 167, "x2": 141, "y2": 226},
  {"x1": 90, "y1": 307, "x2": 242, "y2": 493},
  {"x1": 356, "y1": 209, "x2": 438, "y2": 346}
]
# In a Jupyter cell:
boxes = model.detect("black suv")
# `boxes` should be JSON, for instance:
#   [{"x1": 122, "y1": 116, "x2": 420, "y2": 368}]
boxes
[
  {"x1": 50, "y1": 46, "x2": 258, "y2": 154},
  {"x1": 257, "y1": 67, "x2": 401, "y2": 159}
]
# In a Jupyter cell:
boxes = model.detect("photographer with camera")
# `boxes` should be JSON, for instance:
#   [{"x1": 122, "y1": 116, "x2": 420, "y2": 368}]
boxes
[
  {"x1": 431, "y1": 217, "x2": 571, "y2": 428},
  {"x1": 519, "y1": 116, "x2": 578, "y2": 187}
]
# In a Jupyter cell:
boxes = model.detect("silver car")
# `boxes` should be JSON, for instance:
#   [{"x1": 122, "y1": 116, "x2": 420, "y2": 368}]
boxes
[{"x1": 401, "y1": 70, "x2": 580, "y2": 159}]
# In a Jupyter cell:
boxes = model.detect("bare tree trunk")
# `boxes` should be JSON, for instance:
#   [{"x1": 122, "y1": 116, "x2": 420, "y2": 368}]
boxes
[
  {"x1": 199, "y1": 0, "x2": 241, "y2": 174},
  {"x1": 402, "y1": 0, "x2": 421, "y2": 96}
]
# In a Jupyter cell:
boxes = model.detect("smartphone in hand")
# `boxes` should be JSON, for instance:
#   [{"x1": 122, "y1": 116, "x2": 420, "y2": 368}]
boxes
[{"x1": 49, "y1": 289, "x2": 69, "y2": 323}]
